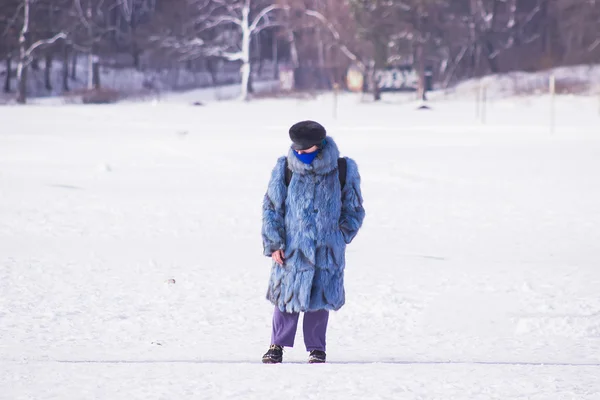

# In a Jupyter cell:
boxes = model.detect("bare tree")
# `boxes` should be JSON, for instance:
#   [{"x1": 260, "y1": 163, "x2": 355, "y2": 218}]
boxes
[
  {"x1": 149, "y1": 0, "x2": 285, "y2": 100},
  {"x1": 1, "y1": 1, "x2": 22, "y2": 93},
  {"x1": 149, "y1": 0, "x2": 360, "y2": 99},
  {"x1": 277, "y1": 0, "x2": 364, "y2": 91},
  {"x1": 552, "y1": 0, "x2": 600, "y2": 64},
  {"x1": 1, "y1": 0, "x2": 598, "y2": 103},
  {"x1": 468, "y1": 0, "x2": 544, "y2": 73},
  {"x1": 117, "y1": 0, "x2": 157, "y2": 69},
  {"x1": 70, "y1": 0, "x2": 121, "y2": 89},
  {"x1": 16, "y1": 0, "x2": 66, "y2": 103}
]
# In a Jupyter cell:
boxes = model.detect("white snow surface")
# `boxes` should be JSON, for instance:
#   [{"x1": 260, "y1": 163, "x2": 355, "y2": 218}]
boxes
[{"x1": 1, "y1": 92, "x2": 600, "y2": 399}]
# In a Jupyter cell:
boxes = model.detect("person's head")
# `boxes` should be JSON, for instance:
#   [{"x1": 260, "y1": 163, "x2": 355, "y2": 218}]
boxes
[{"x1": 289, "y1": 120, "x2": 326, "y2": 153}]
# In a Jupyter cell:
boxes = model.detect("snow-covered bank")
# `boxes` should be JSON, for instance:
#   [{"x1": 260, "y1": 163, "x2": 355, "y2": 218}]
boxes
[{"x1": 443, "y1": 64, "x2": 600, "y2": 99}]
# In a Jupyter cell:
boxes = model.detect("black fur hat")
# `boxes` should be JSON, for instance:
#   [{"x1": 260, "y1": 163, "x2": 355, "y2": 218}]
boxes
[{"x1": 289, "y1": 120, "x2": 326, "y2": 150}]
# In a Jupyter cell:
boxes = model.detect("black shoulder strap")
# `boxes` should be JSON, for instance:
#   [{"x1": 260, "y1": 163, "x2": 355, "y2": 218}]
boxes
[
  {"x1": 338, "y1": 157, "x2": 347, "y2": 189},
  {"x1": 284, "y1": 157, "x2": 346, "y2": 189},
  {"x1": 284, "y1": 158, "x2": 292, "y2": 187}
]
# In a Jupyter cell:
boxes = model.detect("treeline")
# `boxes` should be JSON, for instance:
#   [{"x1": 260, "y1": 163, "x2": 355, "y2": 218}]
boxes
[{"x1": 1, "y1": 0, "x2": 599, "y2": 103}]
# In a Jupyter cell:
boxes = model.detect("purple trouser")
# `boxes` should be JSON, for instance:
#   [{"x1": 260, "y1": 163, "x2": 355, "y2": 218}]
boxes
[{"x1": 271, "y1": 307, "x2": 329, "y2": 352}]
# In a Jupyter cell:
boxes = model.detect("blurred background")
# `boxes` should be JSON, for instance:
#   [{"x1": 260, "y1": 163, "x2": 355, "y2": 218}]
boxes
[{"x1": 1, "y1": 0, "x2": 599, "y2": 105}]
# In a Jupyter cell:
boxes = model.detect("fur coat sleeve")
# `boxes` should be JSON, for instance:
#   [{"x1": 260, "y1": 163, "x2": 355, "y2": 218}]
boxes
[
  {"x1": 261, "y1": 156, "x2": 287, "y2": 257},
  {"x1": 339, "y1": 158, "x2": 365, "y2": 244}
]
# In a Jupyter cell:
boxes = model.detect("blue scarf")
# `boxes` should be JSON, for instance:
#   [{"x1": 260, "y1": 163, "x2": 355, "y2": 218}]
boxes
[{"x1": 293, "y1": 149, "x2": 320, "y2": 164}]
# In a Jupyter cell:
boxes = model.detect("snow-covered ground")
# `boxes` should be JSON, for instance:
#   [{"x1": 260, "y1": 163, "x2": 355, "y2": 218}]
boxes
[{"x1": 1, "y1": 92, "x2": 600, "y2": 399}]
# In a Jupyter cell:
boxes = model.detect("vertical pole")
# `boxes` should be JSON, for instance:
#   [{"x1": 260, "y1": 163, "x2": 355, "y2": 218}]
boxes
[
  {"x1": 476, "y1": 82, "x2": 481, "y2": 120},
  {"x1": 550, "y1": 74, "x2": 556, "y2": 134},
  {"x1": 333, "y1": 83, "x2": 339, "y2": 119},
  {"x1": 481, "y1": 85, "x2": 487, "y2": 124},
  {"x1": 272, "y1": 31, "x2": 278, "y2": 80}
]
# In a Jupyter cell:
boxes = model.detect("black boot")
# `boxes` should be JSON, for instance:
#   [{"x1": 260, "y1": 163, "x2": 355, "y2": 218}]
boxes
[
  {"x1": 308, "y1": 350, "x2": 326, "y2": 364},
  {"x1": 262, "y1": 345, "x2": 283, "y2": 364}
]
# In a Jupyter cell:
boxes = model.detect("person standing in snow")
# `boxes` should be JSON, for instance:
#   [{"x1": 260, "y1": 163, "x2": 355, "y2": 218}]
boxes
[{"x1": 261, "y1": 120, "x2": 365, "y2": 364}]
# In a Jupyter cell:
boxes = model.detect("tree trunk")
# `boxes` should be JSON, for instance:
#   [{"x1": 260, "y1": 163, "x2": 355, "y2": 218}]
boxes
[
  {"x1": 484, "y1": 0, "x2": 500, "y2": 74},
  {"x1": 372, "y1": 39, "x2": 387, "y2": 101},
  {"x1": 373, "y1": 80, "x2": 381, "y2": 101},
  {"x1": 541, "y1": 1, "x2": 560, "y2": 68},
  {"x1": 416, "y1": 42, "x2": 426, "y2": 101},
  {"x1": 368, "y1": 64, "x2": 381, "y2": 101},
  {"x1": 92, "y1": 58, "x2": 101, "y2": 89},
  {"x1": 17, "y1": 0, "x2": 30, "y2": 104},
  {"x1": 468, "y1": 20, "x2": 478, "y2": 78},
  {"x1": 247, "y1": 64, "x2": 254, "y2": 94},
  {"x1": 131, "y1": 13, "x2": 140, "y2": 70},
  {"x1": 44, "y1": 53, "x2": 53, "y2": 91},
  {"x1": 132, "y1": 43, "x2": 140, "y2": 70},
  {"x1": 540, "y1": 0, "x2": 549, "y2": 56},
  {"x1": 241, "y1": 61, "x2": 251, "y2": 100},
  {"x1": 207, "y1": 58, "x2": 218, "y2": 85},
  {"x1": 86, "y1": 1, "x2": 96, "y2": 89},
  {"x1": 313, "y1": 0, "x2": 326, "y2": 89},
  {"x1": 288, "y1": 30, "x2": 299, "y2": 68},
  {"x1": 443, "y1": 46, "x2": 468, "y2": 88},
  {"x1": 272, "y1": 33, "x2": 279, "y2": 80},
  {"x1": 239, "y1": 0, "x2": 251, "y2": 100},
  {"x1": 415, "y1": 4, "x2": 426, "y2": 101},
  {"x1": 71, "y1": 52, "x2": 77, "y2": 80},
  {"x1": 62, "y1": 45, "x2": 69, "y2": 92},
  {"x1": 87, "y1": 52, "x2": 101, "y2": 89},
  {"x1": 483, "y1": 36, "x2": 499, "y2": 73},
  {"x1": 16, "y1": 62, "x2": 28, "y2": 104},
  {"x1": 315, "y1": 0, "x2": 325, "y2": 68},
  {"x1": 87, "y1": 53, "x2": 93, "y2": 89},
  {"x1": 255, "y1": 31, "x2": 263, "y2": 77},
  {"x1": 4, "y1": 56, "x2": 11, "y2": 93}
]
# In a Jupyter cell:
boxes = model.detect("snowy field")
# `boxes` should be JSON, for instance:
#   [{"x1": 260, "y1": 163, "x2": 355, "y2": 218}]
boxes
[{"x1": 1, "y1": 91, "x2": 600, "y2": 399}]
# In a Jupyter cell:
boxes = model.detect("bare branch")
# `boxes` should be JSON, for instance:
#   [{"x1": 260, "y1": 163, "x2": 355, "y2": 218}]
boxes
[
  {"x1": 523, "y1": 33, "x2": 541, "y2": 44},
  {"x1": 198, "y1": 15, "x2": 242, "y2": 31},
  {"x1": 475, "y1": 0, "x2": 493, "y2": 30},
  {"x1": 249, "y1": 4, "x2": 284, "y2": 32},
  {"x1": 252, "y1": 21, "x2": 282, "y2": 35},
  {"x1": 522, "y1": 2, "x2": 543, "y2": 26},
  {"x1": 1, "y1": 3, "x2": 24, "y2": 39},
  {"x1": 304, "y1": 9, "x2": 365, "y2": 69},
  {"x1": 25, "y1": 32, "x2": 67, "y2": 61},
  {"x1": 443, "y1": 45, "x2": 469, "y2": 88},
  {"x1": 74, "y1": 0, "x2": 92, "y2": 30},
  {"x1": 507, "y1": 0, "x2": 517, "y2": 29},
  {"x1": 118, "y1": 0, "x2": 131, "y2": 20}
]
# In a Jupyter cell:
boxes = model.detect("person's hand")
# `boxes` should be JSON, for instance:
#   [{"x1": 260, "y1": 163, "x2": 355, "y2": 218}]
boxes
[{"x1": 272, "y1": 249, "x2": 285, "y2": 265}]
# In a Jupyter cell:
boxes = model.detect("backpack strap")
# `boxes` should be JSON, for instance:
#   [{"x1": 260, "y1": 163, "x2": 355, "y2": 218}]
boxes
[
  {"x1": 284, "y1": 158, "x2": 292, "y2": 187},
  {"x1": 337, "y1": 157, "x2": 347, "y2": 189},
  {"x1": 284, "y1": 157, "x2": 346, "y2": 189}
]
